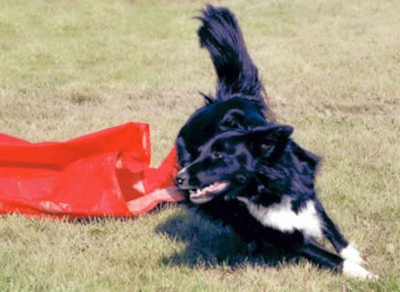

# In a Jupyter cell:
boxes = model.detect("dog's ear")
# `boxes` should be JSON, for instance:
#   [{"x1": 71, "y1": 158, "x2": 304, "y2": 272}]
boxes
[
  {"x1": 246, "y1": 125, "x2": 294, "y2": 160},
  {"x1": 197, "y1": 5, "x2": 272, "y2": 117},
  {"x1": 199, "y1": 92, "x2": 215, "y2": 105}
]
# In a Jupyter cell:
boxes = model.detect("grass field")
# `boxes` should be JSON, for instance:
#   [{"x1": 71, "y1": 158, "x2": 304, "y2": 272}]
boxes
[{"x1": 1, "y1": 0, "x2": 399, "y2": 291}]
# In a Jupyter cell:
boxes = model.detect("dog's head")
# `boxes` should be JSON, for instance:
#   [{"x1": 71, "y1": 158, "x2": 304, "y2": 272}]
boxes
[
  {"x1": 176, "y1": 125, "x2": 294, "y2": 204},
  {"x1": 176, "y1": 5, "x2": 275, "y2": 168},
  {"x1": 177, "y1": 97, "x2": 268, "y2": 167}
]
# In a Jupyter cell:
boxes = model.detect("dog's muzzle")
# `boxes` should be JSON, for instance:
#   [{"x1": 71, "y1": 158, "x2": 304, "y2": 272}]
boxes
[{"x1": 176, "y1": 168, "x2": 230, "y2": 204}]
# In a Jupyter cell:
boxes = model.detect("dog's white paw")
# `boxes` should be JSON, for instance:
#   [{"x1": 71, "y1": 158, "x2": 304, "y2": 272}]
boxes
[
  {"x1": 340, "y1": 243, "x2": 365, "y2": 265},
  {"x1": 342, "y1": 260, "x2": 379, "y2": 280}
]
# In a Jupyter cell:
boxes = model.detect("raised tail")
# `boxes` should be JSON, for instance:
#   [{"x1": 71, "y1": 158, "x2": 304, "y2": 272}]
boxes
[{"x1": 197, "y1": 5, "x2": 273, "y2": 119}]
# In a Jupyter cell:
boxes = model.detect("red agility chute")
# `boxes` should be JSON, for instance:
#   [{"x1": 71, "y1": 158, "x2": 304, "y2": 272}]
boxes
[{"x1": 0, "y1": 122, "x2": 184, "y2": 219}]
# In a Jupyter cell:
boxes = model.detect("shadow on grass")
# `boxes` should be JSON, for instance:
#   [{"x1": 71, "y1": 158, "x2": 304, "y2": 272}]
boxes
[{"x1": 155, "y1": 207, "x2": 299, "y2": 269}]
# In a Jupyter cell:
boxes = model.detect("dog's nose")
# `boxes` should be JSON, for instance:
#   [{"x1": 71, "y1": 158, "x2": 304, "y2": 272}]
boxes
[
  {"x1": 176, "y1": 169, "x2": 189, "y2": 186},
  {"x1": 176, "y1": 177, "x2": 184, "y2": 186}
]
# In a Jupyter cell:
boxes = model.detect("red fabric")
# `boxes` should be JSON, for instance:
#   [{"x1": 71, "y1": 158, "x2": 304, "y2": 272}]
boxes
[{"x1": 0, "y1": 122, "x2": 184, "y2": 219}]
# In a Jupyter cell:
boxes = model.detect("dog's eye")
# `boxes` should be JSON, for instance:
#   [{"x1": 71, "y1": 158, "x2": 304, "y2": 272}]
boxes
[
  {"x1": 261, "y1": 144, "x2": 272, "y2": 150},
  {"x1": 260, "y1": 144, "x2": 274, "y2": 155},
  {"x1": 230, "y1": 120, "x2": 243, "y2": 129},
  {"x1": 223, "y1": 119, "x2": 243, "y2": 130},
  {"x1": 212, "y1": 152, "x2": 224, "y2": 159}
]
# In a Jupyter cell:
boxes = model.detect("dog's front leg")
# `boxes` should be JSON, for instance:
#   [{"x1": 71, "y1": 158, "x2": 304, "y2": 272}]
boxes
[
  {"x1": 314, "y1": 198, "x2": 365, "y2": 265},
  {"x1": 298, "y1": 239, "x2": 377, "y2": 280},
  {"x1": 296, "y1": 238, "x2": 343, "y2": 271}
]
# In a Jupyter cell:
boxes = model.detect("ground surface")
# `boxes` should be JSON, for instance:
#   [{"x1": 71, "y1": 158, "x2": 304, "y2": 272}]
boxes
[{"x1": 1, "y1": 0, "x2": 399, "y2": 291}]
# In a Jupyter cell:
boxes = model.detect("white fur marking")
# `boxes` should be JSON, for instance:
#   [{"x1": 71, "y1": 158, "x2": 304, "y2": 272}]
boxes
[
  {"x1": 177, "y1": 166, "x2": 188, "y2": 177},
  {"x1": 237, "y1": 196, "x2": 323, "y2": 238},
  {"x1": 340, "y1": 243, "x2": 365, "y2": 265},
  {"x1": 343, "y1": 260, "x2": 378, "y2": 280}
]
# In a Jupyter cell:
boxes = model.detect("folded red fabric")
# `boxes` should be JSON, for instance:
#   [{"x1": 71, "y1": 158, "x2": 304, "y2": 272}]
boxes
[{"x1": 0, "y1": 122, "x2": 183, "y2": 219}]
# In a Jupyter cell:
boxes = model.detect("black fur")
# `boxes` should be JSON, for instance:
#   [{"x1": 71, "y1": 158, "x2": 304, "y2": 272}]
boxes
[
  {"x1": 177, "y1": 126, "x2": 348, "y2": 271},
  {"x1": 175, "y1": 5, "x2": 375, "y2": 279},
  {"x1": 196, "y1": 5, "x2": 268, "y2": 107},
  {"x1": 177, "y1": 5, "x2": 275, "y2": 168}
]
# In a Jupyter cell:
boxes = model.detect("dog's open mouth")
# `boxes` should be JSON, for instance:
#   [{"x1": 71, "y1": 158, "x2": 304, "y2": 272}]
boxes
[{"x1": 189, "y1": 181, "x2": 230, "y2": 204}]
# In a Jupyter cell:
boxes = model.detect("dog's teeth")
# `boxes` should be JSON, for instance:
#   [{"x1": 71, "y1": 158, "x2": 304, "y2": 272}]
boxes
[
  {"x1": 191, "y1": 189, "x2": 202, "y2": 197},
  {"x1": 189, "y1": 182, "x2": 229, "y2": 200}
]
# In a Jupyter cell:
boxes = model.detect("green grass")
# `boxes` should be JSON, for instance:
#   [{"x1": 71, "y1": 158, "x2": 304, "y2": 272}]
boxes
[{"x1": 1, "y1": 0, "x2": 399, "y2": 291}]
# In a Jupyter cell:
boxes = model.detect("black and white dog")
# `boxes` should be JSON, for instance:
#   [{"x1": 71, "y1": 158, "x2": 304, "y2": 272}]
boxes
[{"x1": 176, "y1": 5, "x2": 377, "y2": 280}]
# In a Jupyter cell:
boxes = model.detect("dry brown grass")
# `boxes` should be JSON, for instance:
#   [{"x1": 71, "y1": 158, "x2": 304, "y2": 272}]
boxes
[{"x1": 1, "y1": 0, "x2": 399, "y2": 291}]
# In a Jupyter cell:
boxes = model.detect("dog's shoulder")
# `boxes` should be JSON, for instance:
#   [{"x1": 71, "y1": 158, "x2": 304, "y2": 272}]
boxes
[
  {"x1": 237, "y1": 195, "x2": 323, "y2": 238},
  {"x1": 234, "y1": 139, "x2": 323, "y2": 238}
]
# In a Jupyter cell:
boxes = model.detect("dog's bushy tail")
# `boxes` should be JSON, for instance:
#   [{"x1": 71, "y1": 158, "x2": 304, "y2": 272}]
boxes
[{"x1": 197, "y1": 5, "x2": 274, "y2": 120}]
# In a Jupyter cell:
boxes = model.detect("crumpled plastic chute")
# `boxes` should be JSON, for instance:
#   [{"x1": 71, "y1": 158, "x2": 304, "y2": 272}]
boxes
[{"x1": 0, "y1": 122, "x2": 184, "y2": 219}]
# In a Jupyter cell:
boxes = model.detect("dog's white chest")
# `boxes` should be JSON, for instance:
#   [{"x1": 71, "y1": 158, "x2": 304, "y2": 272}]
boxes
[{"x1": 236, "y1": 196, "x2": 323, "y2": 238}]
